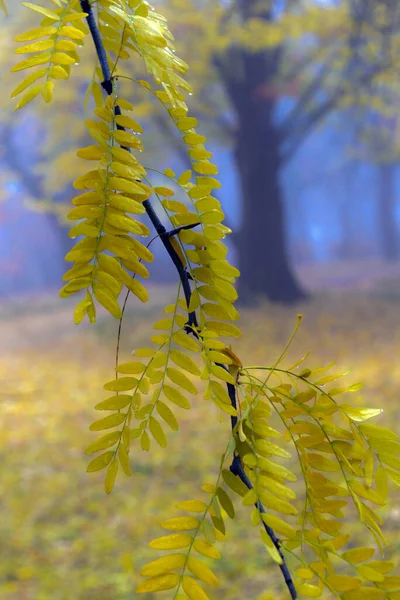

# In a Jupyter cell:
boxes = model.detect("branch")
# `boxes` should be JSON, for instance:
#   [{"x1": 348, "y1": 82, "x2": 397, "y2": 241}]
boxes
[
  {"x1": 81, "y1": 3, "x2": 296, "y2": 597},
  {"x1": 80, "y1": 0, "x2": 197, "y2": 328},
  {"x1": 279, "y1": 45, "x2": 339, "y2": 143},
  {"x1": 230, "y1": 455, "x2": 297, "y2": 600},
  {"x1": 282, "y1": 61, "x2": 392, "y2": 163}
]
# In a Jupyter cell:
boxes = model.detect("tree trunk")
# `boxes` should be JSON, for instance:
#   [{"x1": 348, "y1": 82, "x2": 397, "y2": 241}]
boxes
[
  {"x1": 378, "y1": 162, "x2": 398, "y2": 261},
  {"x1": 216, "y1": 46, "x2": 306, "y2": 304},
  {"x1": 233, "y1": 111, "x2": 306, "y2": 304}
]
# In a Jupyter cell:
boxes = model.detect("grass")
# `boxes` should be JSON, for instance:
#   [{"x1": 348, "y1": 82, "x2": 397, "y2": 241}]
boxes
[{"x1": 1, "y1": 270, "x2": 400, "y2": 600}]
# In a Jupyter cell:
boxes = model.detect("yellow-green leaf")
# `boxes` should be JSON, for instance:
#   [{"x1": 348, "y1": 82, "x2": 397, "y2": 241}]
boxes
[
  {"x1": 140, "y1": 554, "x2": 186, "y2": 577},
  {"x1": 86, "y1": 451, "x2": 115, "y2": 472},
  {"x1": 149, "y1": 533, "x2": 192, "y2": 550},
  {"x1": 136, "y1": 573, "x2": 180, "y2": 594}
]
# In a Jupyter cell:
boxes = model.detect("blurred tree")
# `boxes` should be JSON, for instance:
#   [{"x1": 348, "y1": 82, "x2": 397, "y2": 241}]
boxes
[
  {"x1": 155, "y1": 0, "x2": 400, "y2": 301},
  {"x1": 3, "y1": 0, "x2": 400, "y2": 299}
]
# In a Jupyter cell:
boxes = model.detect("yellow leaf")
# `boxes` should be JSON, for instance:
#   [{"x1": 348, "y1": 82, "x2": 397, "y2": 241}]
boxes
[
  {"x1": 21, "y1": 2, "x2": 60, "y2": 20},
  {"x1": 116, "y1": 362, "x2": 146, "y2": 375},
  {"x1": 182, "y1": 575, "x2": 210, "y2": 600},
  {"x1": 167, "y1": 368, "x2": 198, "y2": 395},
  {"x1": 149, "y1": 416, "x2": 167, "y2": 447},
  {"x1": 15, "y1": 26, "x2": 57, "y2": 41},
  {"x1": 341, "y1": 587, "x2": 384, "y2": 600},
  {"x1": 136, "y1": 573, "x2": 180, "y2": 594},
  {"x1": 104, "y1": 459, "x2": 118, "y2": 494},
  {"x1": 51, "y1": 52, "x2": 76, "y2": 65},
  {"x1": 85, "y1": 431, "x2": 120, "y2": 454},
  {"x1": 161, "y1": 516, "x2": 200, "y2": 531},
  {"x1": 104, "y1": 377, "x2": 138, "y2": 392},
  {"x1": 176, "y1": 500, "x2": 207, "y2": 513},
  {"x1": 193, "y1": 539, "x2": 221, "y2": 559},
  {"x1": 209, "y1": 364, "x2": 235, "y2": 384},
  {"x1": 163, "y1": 385, "x2": 191, "y2": 409},
  {"x1": 170, "y1": 350, "x2": 201, "y2": 376},
  {"x1": 14, "y1": 83, "x2": 42, "y2": 109},
  {"x1": 349, "y1": 480, "x2": 385, "y2": 505},
  {"x1": 187, "y1": 556, "x2": 219, "y2": 586},
  {"x1": 359, "y1": 423, "x2": 398, "y2": 441},
  {"x1": 306, "y1": 453, "x2": 341, "y2": 472},
  {"x1": 93, "y1": 285, "x2": 122, "y2": 319},
  {"x1": 173, "y1": 331, "x2": 201, "y2": 352},
  {"x1": 89, "y1": 413, "x2": 126, "y2": 431},
  {"x1": 341, "y1": 405, "x2": 383, "y2": 422},
  {"x1": 261, "y1": 514, "x2": 297, "y2": 539},
  {"x1": 15, "y1": 39, "x2": 54, "y2": 54},
  {"x1": 126, "y1": 277, "x2": 149, "y2": 303},
  {"x1": 327, "y1": 574, "x2": 361, "y2": 591},
  {"x1": 59, "y1": 25, "x2": 86, "y2": 39},
  {"x1": 149, "y1": 533, "x2": 192, "y2": 550},
  {"x1": 10, "y1": 68, "x2": 47, "y2": 97},
  {"x1": 356, "y1": 565, "x2": 384, "y2": 582},
  {"x1": 95, "y1": 395, "x2": 132, "y2": 411},
  {"x1": 86, "y1": 451, "x2": 114, "y2": 472},
  {"x1": 297, "y1": 584, "x2": 323, "y2": 597},
  {"x1": 140, "y1": 554, "x2": 186, "y2": 577},
  {"x1": 41, "y1": 81, "x2": 53, "y2": 103},
  {"x1": 341, "y1": 547, "x2": 375, "y2": 564}
]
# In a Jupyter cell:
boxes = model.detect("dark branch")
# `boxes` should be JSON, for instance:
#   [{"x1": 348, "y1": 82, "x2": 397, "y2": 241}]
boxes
[
  {"x1": 230, "y1": 455, "x2": 297, "y2": 600},
  {"x1": 81, "y1": 3, "x2": 296, "y2": 597}
]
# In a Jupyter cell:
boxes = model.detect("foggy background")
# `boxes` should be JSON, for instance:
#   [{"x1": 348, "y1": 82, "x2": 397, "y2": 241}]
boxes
[{"x1": 2, "y1": 2, "x2": 400, "y2": 600}]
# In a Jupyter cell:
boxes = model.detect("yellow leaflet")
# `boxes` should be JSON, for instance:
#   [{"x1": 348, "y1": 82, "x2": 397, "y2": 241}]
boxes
[
  {"x1": 170, "y1": 350, "x2": 201, "y2": 376},
  {"x1": 182, "y1": 576, "x2": 210, "y2": 600},
  {"x1": 356, "y1": 565, "x2": 384, "y2": 582},
  {"x1": 149, "y1": 416, "x2": 167, "y2": 447},
  {"x1": 349, "y1": 480, "x2": 385, "y2": 505},
  {"x1": 341, "y1": 547, "x2": 375, "y2": 564},
  {"x1": 85, "y1": 431, "x2": 121, "y2": 455},
  {"x1": 93, "y1": 285, "x2": 122, "y2": 319},
  {"x1": 59, "y1": 25, "x2": 86, "y2": 39},
  {"x1": 193, "y1": 539, "x2": 221, "y2": 559},
  {"x1": 261, "y1": 514, "x2": 296, "y2": 538},
  {"x1": 341, "y1": 405, "x2": 383, "y2": 422},
  {"x1": 341, "y1": 588, "x2": 384, "y2": 600},
  {"x1": 163, "y1": 385, "x2": 191, "y2": 409},
  {"x1": 176, "y1": 500, "x2": 207, "y2": 513},
  {"x1": 116, "y1": 362, "x2": 146, "y2": 374},
  {"x1": 15, "y1": 26, "x2": 58, "y2": 42},
  {"x1": 10, "y1": 68, "x2": 47, "y2": 98},
  {"x1": 95, "y1": 395, "x2": 132, "y2": 411},
  {"x1": 260, "y1": 529, "x2": 282, "y2": 564},
  {"x1": 86, "y1": 451, "x2": 114, "y2": 472},
  {"x1": 296, "y1": 584, "x2": 323, "y2": 598},
  {"x1": 15, "y1": 83, "x2": 43, "y2": 110},
  {"x1": 104, "y1": 458, "x2": 118, "y2": 494},
  {"x1": 136, "y1": 573, "x2": 180, "y2": 594},
  {"x1": 140, "y1": 431, "x2": 151, "y2": 451},
  {"x1": 326, "y1": 574, "x2": 361, "y2": 591},
  {"x1": 161, "y1": 516, "x2": 200, "y2": 531},
  {"x1": 166, "y1": 368, "x2": 198, "y2": 395},
  {"x1": 140, "y1": 554, "x2": 186, "y2": 577},
  {"x1": 21, "y1": 2, "x2": 60, "y2": 21},
  {"x1": 104, "y1": 377, "x2": 138, "y2": 392},
  {"x1": 156, "y1": 402, "x2": 179, "y2": 431},
  {"x1": 149, "y1": 533, "x2": 192, "y2": 550},
  {"x1": 89, "y1": 412, "x2": 126, "y2": 431},
  {"x1": 295, "y1": 568, "x2": 314, "y2": 580},
  {"x1": 187, "y1": 556, "x2": 219, "y2": 586},
  {"x1": 306, "y1": 453, "x2": 341, "y2": 473}
]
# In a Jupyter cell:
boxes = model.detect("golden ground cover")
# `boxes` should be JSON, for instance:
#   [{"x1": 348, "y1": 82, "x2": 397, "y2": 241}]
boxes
[{"x1": 1, "y1": 270, "x2": 400, "y2": 600}]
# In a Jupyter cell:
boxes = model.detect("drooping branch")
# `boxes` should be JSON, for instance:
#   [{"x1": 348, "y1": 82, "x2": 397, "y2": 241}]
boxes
[{"x1": 80, "y1": 2, "x2": 296, "y2": 597}]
